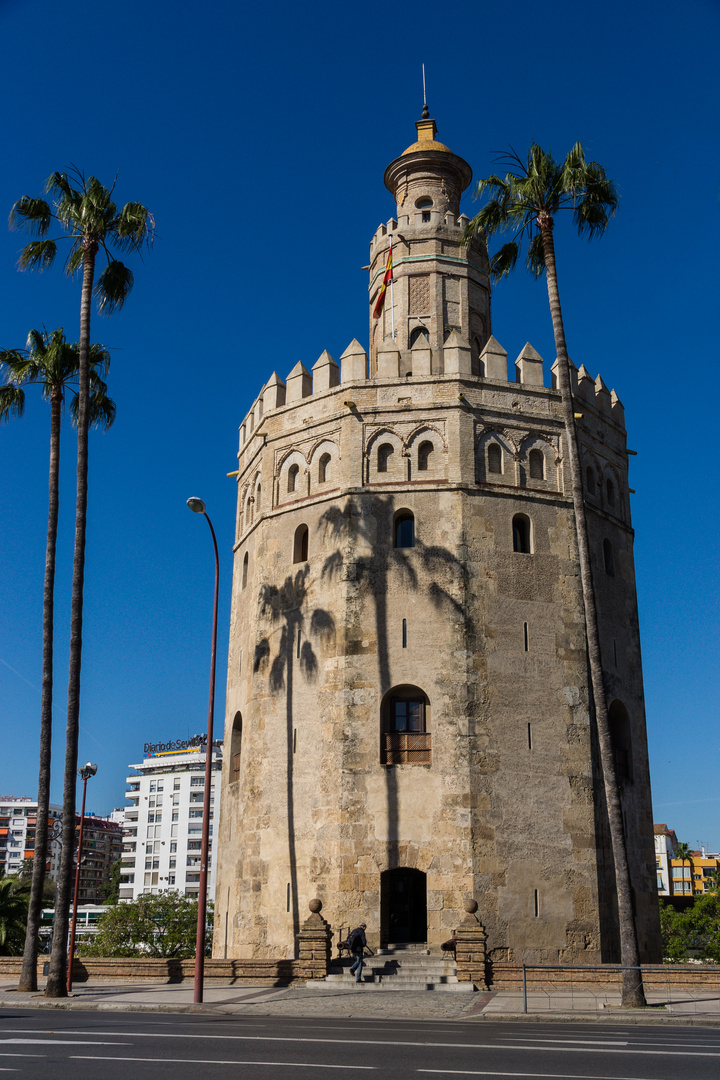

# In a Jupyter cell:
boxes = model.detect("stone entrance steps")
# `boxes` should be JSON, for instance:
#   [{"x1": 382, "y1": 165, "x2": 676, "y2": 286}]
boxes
[{"x1": 309, "y1": 943, "x2": 472, "y2": 992}]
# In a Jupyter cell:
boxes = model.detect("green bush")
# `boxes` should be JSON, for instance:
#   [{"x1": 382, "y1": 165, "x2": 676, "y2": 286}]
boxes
[{"x1": 79, "y1": 891, "x2": 213, "y2": 959}]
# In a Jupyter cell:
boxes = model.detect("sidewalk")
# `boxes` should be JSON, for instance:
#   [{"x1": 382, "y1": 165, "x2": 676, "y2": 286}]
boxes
[{"x1": 2, "y1": 978, "x2": 720, "y2": 1023}]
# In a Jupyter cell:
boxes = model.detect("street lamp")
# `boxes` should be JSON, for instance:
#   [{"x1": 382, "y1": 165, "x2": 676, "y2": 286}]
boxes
[
  {"x1": 67, "y1": 762, "x2": 97, "y2": 993},
  {"x1": 186, "y1": 497, "x2": 219, "y2": 1004}
]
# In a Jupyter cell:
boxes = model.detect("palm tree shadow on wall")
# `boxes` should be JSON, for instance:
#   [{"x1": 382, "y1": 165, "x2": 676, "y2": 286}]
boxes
[
  {"x1": 319, "y1": 494, "x2": 475, "y2": 936},
  {"x1": 253, "y1": 568, "x2": 335, "y2": 956}
]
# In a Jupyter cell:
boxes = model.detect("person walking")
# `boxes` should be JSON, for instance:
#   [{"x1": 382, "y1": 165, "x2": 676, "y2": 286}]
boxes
[{"x1": 348, "y1": 923, "x2": 368, "y2": 984}]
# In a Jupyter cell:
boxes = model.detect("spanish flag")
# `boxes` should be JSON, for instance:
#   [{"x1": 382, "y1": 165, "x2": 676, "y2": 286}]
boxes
[{"x1": 372, "y1": 243, "x2": 393, "y2": 319}]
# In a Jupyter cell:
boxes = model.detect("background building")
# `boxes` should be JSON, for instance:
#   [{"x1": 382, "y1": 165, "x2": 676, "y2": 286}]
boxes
[
  {"x1": 0, "y1": 796, "x2": 62, "y2": 880},
  {"x1": 654, "y1": 823, "x2": 679, "y2": 896},
  {"x1": 75, "y1": 815, "x2": 122, "y2": 904},
  {"x1": 120, "y1": 737, "x2": 222, "y2": 901},
  {"x1": 215, "y1": 113, "x2": 660, "y2": 964}
]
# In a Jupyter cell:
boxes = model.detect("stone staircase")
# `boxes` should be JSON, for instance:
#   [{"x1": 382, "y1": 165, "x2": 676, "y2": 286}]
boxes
[{"x1": 308, "y1": 943, "x2": 473, "y2": 992}]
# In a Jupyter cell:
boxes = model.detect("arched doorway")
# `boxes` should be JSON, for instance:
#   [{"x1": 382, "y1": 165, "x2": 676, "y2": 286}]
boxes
[{"x1": 380, "y1": 868, "x2": 427, "y2": 945}]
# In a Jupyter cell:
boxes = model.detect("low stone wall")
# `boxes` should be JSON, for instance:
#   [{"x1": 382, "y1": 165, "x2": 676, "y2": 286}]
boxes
[
  {"x1": 0, "y1": 956, "x2": 302, "y2": 985},
  {"x1": 489, "y1": 963, "x2": 720, "y2": 989}
]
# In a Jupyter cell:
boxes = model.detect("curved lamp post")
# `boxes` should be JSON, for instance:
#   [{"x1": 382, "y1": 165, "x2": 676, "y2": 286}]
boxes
[
  {"x1": 186, "y1": 497, "x2": 219, "y2": 1004},
  {"x1": 67, "y1": 761, "x2": 97, "y2": 993}
]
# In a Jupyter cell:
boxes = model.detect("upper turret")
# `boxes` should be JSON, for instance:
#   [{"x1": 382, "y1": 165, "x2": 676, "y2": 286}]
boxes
[{"x1": 369, "y1": 112, "x2": 490, "y2": 375}]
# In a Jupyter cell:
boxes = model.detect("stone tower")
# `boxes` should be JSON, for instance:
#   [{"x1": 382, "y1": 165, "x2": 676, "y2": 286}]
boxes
[{"x1": 214, "y1": 113, "x2": 660, "y2": 966}]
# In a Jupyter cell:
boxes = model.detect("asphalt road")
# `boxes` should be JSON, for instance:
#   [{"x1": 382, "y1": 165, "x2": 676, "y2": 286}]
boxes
[{"x1": 1, "y1": 1008, "x2": 720, "y2": 1080}]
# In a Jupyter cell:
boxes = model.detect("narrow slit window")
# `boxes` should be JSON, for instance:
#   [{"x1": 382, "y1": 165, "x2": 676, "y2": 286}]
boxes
[
  {"x1": 293, "y1": 524, "x2": 309, "y2": 564},
  {"x1": 377, "y1": 443, "x2": 394, "y2": 473},
  {"x1": 487, "y1": 443, "x2": 502, "y2": 475},
  {"x1": 523, "y1": 622, "x2": 529, "y2": 651},
  {"x1": 287, "y1": 463, "x2": 299, "y2": 494},
  {"x1": 529, "y1": 449, "x2": 544, "y2": 480},
  {"x1": 286, "y1": 883, "x2": 290, "y2": 912},
  {"x1": 613, "y1": 639, "x2": 618, "y2": 667},
  {"x1": 402, "y1": 618, "x2": 407, "y2": 648},
  {"x1": 394, "y1": 511, "x2": 415, "y2": 549},
  {"x1": 417, "y1": 440, "x2": 434, "y2": 471},
  {"x1": 319, "y1": 452, "x2": 331, "y2": 484},
  {"x1": 512, "y1": 514, "x2": 531, "y2": 554},
  {"x1": 606, "y1": 478, "x2": 615, "y2": 507},
  {"x1": 534, "y1": 889, "x2": 540, "y2": 917},
  {"x1": 586, "y1": 467, "x2": 596, "y2": 497},
  {"x1": 527, "y1": 723, "x2": 532, "y2": 750},
  {"x1": 604, "y1": 538, "x2": 615, "y2": 576},
  {"x1": 242, "y1": 552, "x2": 248, "y2": 589},
  {"x1": 296, "y1": 627, "x2": 301, "y2": 658}
]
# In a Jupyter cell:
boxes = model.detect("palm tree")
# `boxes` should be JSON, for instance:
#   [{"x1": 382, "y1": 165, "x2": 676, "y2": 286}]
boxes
[
  {"x1": 10, "y1": 171, "x2": 151, "y2": 997},
  {"x1": 0, "y1": 328, "x2": 115, "y2": 991},
  {"x1": 0, "y1": 875, "x2": 32, "y2": 956},
  {"x1": 464, "y1": 143, "x2": 646, "y2": 1008},
  {"x1": 674, "y1": 842, "x2": 694, "y2": 898}
]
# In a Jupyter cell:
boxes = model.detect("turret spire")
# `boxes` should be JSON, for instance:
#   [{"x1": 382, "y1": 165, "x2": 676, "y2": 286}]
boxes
[{"x1": 422, "y1": 63, "x2": 429, "y2": 119}]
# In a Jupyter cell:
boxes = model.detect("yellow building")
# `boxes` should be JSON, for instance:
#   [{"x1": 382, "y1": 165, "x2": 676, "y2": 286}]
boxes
[{"x1": 670, "y1": 852, "x2": 720, "y2": 897}]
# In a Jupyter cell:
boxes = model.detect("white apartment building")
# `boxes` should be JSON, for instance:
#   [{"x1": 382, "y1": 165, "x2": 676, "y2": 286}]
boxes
[
  {"x1": 654, "y1": 823, "x2": 678, "y2": 895},
  {"x1": 119, "y1": 737, "x2": 222, "y2": 902},
  {"x1": 0, "y1": 796, "x2": 62, "y2": 879}
]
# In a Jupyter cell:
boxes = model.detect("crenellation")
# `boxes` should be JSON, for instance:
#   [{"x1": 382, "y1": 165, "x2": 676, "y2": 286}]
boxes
[
  {"x1": 340, "y1": 339, "x2": 369, "y2": 383},
  {"x1": 515, "y1": 343, "x2": 545, "y2": 387},
  {"x1": 312, "y1": 350, "x2": 339, "y2": 393},
  {"x1": 610, "y1": 389, "x2": 625, "y2": 429},
  {"x1": 263, "y1": 371, "x2": 287, "y2": 412},
  {"x1": 594, "y1": 375, "x2": 611, "y2": 415},
  {"x1": 376, "y1": 335, "x2": 401, "y2": 379},
  {"x1": 480, "y1": 336, "x2": 509, "y2": 381},
  {"x1": 286, "y1": 360, "x2": 313, "y2": 402}
]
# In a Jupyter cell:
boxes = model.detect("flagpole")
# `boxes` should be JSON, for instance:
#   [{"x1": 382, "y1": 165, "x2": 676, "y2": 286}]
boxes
[{"x1": 389, "y1": 235, "x2": 395, "y2": 340}]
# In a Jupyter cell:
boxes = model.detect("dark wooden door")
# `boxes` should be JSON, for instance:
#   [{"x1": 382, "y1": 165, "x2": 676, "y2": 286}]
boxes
[{"x1": 382, "y1": 868, "x2": 427, "y2": 944}]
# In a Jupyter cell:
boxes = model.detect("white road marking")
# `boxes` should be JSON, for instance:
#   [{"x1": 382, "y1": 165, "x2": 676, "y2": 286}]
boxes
[
  {"x1": 0, "y1": 1039, "x2": 126, "y2": 1046},
  {"x1": 419, "y1": 1072, "x2": 662, "y2": 1079},
  {"x1": 483, "y1": 1045, "x2": 720, "y2": 1058},
  {"x1": 72, "y1": 1055, "x2": 375, "y2": 1069},
  {"x1": 497, "y1": 1040, "x2": 629, "y2": 1047}
]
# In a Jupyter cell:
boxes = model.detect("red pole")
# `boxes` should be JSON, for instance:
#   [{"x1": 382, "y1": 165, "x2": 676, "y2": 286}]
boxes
[
  {"x1": 193, "y1": 509, "x2": 219, "y2": 1004},
  {"x1": 66, "y1": 773, "x2": 89, "y2": 993}
]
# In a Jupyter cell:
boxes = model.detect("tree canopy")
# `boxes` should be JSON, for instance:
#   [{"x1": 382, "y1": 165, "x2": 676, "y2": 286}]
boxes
[{"x1": 79, "y1": 892, "x2": 213, "y2": 959}]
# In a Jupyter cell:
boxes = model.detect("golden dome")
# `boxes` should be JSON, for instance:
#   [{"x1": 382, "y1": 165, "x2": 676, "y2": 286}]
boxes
[{"x1": 401, "y1": 117, "x2": 453, "y2": 157}]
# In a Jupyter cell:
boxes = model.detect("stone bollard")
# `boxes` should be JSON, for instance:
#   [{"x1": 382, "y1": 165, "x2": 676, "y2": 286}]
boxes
[
  {"x1": 296, "y1": 899, "x2": 333, "y2": 980},
  {"x1": 454, "y1": 899, "x2": 488, "y2": 989}
]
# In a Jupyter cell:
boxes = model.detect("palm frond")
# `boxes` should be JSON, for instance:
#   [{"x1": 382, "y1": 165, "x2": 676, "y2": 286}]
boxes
[
  {"x1": 69, "y1": 385, "x2": 116, "y2": 430},
  {"x1": 526, "y1": 232, "x2": 546, "y2": 278},
  {"x1": 114, "y1": 202, "x2": 154, "y2": 251},
  {"x1": 65, "y1": 243, "x2": 85, "y2": 275},
  {"x1": 9, "y1": 197, "x2": 53, "y2": 236},
  {"x1": 489, "y1": 242, "x2": 520, "y2": 280},
  {"x1": 86, "y1": 343, "x2": 112, "y2": 376},
  {"x1": 95, "y1": 259, "x2": 134, "y2": 313},
  {"x1": 574, "y1": 198, "x2": 613, "y2": 238},
  {"x1": 18, "y1": 239, "x2": 57, "y2": 271},
  {"x1": 0, "y1": 385, "x2": 26, "y2": 422}
]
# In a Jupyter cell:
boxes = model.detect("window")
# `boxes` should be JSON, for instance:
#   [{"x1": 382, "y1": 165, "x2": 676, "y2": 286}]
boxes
[
  {"x1": 422, "y1": 211, "x2": 431, "y2": 223},
  {"x1": 293, "y1": 523, "x2": 309, "y2": 564},
  {"x1": 606, "y1": 478, "x2": 615, "y2": 507},
  {"x1": 377, "y1": 443, "x2": 394, "y2": 473},
  {"x1": 416, "y1": 197, "x2": 433, "y2": 209},
  {"x1": 174, "y1": 779, "x2": 181, "y2": 790},
  {"x1": 242, "y1": 552, "x2": 248, "y2": 589},
  {"x1": 417, "y1": 440, "x2": 434, "y2": 471},
  {"x1": 394, "y1": 510, "x2": 415, "y2": 549},
  {"x1": 487, "y1": 444, "x2": 502, "y2": 475},
  {"x1": 381, "y1": 686, "x2": 431, "y2": 765},
  {"x1": 287, "y1": 463, "x2": 299, "y2": 494},
  {"x1": 604, "y1": 538, "x2": 615, "y2": 576},
  {"x1": 255, "y1": 484, "x2": 261, "y2": 511},
  {"x1": 586, "y1": 467, "x2": 596, "y2": 496},
  {"x1": 318, "y1": 453, "x2": 331, "y2": 483},
  {"x1": 529, "y1": 449, "x2": 544, "y2": 480},
  {"x1": 512, "y1": 514, "x2": 531, "y2": 554},
  {"x1": 190, "y1": 777, "x2": 204, "y2": 787},
  {"x1": 409, "y1": 326, "x2": 429, "y2": 348},
  {"x1": 231, "y1": 713, "x2": 242, "y2": 784}
]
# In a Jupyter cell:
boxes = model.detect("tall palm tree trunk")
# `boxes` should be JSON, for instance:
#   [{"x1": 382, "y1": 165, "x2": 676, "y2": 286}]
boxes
[
  {"x1": 18, "y1": 387, "x2": 62, "y2": 992},
  {"x1": 45, "y1": 243, "x2": 97, "y2": 998},
  {"x1": 538, "y1": 213, "x2": 646, "y2": 1008}
]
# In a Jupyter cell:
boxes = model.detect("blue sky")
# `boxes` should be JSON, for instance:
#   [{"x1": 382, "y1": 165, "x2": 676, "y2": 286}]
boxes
[{"x1": 1, "y1": 0, "x2": 718, "y2": 850}]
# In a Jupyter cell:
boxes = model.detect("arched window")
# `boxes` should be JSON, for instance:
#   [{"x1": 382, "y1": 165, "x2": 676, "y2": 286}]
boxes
[
  {"x1": 318, "y1": 452, "x2": 331, "y2": 483},
  {"x1": 512, "y1": 514, "x2": 531, "y2": 554},
  {"x1": 608, "y1": 700, "x2": 632, "y2": 783},
  {"x1": 417, "y1": 440, "x2": 434, "y2": 471},
  {"x1": 394, "y1": 510, "x2": 415, "y2": 549},
  {"x1": 255, "y1": 484, "x2": 261, "y2": 510},
  {"x1": 472, "y1": 336, "x2": 484, "y2": 376},
  {"x1": 230, "y1": 712, "x2": 242, "y2": 784},
  {"x1": 603, "y1": 538, "x2": 615, "y2": 576},
  {"x1": 293, "y1": 523, "x2": 309, "y2": 564},
  {"x1": 487, "y1": 443, "x2": 502, "y2": 475},
  {"x1": 287, "y1": 463, "x2": 299, "y2": 494},
  {"x1": 586, "y1": 467, "x2": 596, "y2": 497},
  {"x1": 606, "y1": 478, "x2": 615, "y2": 507},
  {"x1": 377, "y1": 442, "x2": 394, "y2": 473},
  {"x1": 529, "y1": 449, "x2": 544, "y2": 480},
  {"x1": 409, "y1": 326, "x2": 429, "y2": 348},
  {"x1": 242, "y1": 551, "x2": 249, "y2": 589},
  {"x1": 381, "y1": 685, "x2": 431, "y2": 764}
]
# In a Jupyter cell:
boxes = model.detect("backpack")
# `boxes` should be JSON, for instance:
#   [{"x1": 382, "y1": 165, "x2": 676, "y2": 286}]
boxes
[{"x1": 346, "y1": 927, "x2": 361, "y2": 952}]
